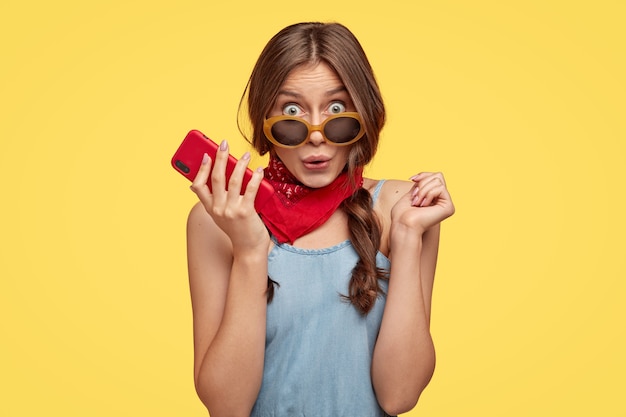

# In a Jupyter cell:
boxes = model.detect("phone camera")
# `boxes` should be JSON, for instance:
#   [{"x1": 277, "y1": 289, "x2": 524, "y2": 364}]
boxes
[{"x1": 175, "y1": 160, "x2": 190, "y2": 174}]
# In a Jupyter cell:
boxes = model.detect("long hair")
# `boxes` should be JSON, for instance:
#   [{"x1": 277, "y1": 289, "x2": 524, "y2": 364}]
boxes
[{"x1": 239, "y1": 22, "x2": 387, "y2": 314}]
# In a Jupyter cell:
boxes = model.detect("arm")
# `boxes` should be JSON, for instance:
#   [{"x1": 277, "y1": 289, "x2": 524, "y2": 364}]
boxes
[
  {"x1": 420, "y1": 224, "x2": 441, "y2": 324},
  {"x1": 371, "y1": 174, "x2": 454, "y2": 415},
  {"x1": 187, "y1": 205, "x2": 268, "y2": 416},
  {"x1": 187, "y1": 143, "x2": 270, "y2": 416}
]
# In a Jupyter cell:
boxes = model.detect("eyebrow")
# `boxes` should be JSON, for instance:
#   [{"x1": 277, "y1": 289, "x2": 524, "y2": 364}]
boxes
[{"x1": 277, "y1": 86, "x2": 348, "y2": 98}]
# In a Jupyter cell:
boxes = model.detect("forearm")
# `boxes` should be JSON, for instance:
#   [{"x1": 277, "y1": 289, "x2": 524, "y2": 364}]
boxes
[
  {"x1": 196, "y1": 252, "x2": 268, "y2": 416},
  {"x1": 372, "y1": 228, "x2": 436, "y2": 415},
  {"x1": 420, "y1": 224, "x2": 440, "y2": 323}
]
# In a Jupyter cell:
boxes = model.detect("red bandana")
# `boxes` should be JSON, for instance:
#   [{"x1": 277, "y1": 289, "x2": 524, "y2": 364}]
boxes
[{"x1": 259, "y1": 156, "x2": 363, "y2": 244}]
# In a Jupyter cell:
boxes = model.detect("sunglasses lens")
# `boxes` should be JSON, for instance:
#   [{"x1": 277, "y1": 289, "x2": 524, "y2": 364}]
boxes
[
  {"x1": 270, "y1": 119, "x2": 308, "y2": 146},
  {"x1": 324, "y1": 116, "x2": 362, "y2": 144}
]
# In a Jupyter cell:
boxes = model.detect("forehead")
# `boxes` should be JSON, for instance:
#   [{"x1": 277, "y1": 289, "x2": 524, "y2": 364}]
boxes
[{"x1": 280, "y1": 61, "x2": 345, "y2": 92}]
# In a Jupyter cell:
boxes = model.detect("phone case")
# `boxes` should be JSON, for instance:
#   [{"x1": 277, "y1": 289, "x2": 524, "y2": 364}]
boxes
[{"x1": 171, "y1": 130, "x2": 274, "y2": 211}]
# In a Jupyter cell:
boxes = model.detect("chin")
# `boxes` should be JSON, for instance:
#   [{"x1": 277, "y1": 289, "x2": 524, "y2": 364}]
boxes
[{"x1": 297, "y1": 172, "x2": 338, "y2": 189}]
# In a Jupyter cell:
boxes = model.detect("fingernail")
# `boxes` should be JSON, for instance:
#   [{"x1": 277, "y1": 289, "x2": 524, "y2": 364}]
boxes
[
  {"x1": 256, "y1": 167, "x2": 264, "y2": 174},
  {"x1": 242, "y1": 151, "x2": 250, "y2": 160},
  {"x1": 220, "y1": 140, "x2": 228, "y2": 151},
  {"x1": 202, "y1": 153, "x2": 209, "y2": 164}
]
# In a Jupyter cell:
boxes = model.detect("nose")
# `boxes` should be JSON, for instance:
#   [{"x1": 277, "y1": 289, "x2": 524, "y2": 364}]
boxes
[
  {"x1": 307, "y1": 126, "x2": 325, "y2": 146},
  {"x1": 306, "y1": 113, "x2": 325, "y2": 146}
]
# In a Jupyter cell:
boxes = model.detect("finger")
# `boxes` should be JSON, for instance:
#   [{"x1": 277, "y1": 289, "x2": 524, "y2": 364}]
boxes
[
  {"x1": 409, "y1": 172, "x2": 429, "y2": 182},
  {"x1": 190, "y1": 153, "x2": 212, "y2": 193},
  {"x1": 410, "y1": 172, "x2": 441, "y2": 183},
  {"x1": 412, "y1": 175, "x2": 446, "y2": 207},
  {"x1": 416, "y1": 186, "x2": 444, "y2": 207},
  {"x1": 226, "y1": 151, "x2": 252, "y2": 204},
  {"x1": 189, "y1": 153, "x2": 214, "y2": 207},
  {"x1": 415, "y1": 182, "x2": 444, "y2": 207},
  {"x1": 409, "y1": 172, "x2": 433, "y2": 199},
  {"x1": 241, "y1": 166, "x2": 266, "y2": 208},
  {"x1": 412, "y1": 172, "x2": 446, "y2": 185},
  {"x1": 211, "y1": 140, "x2": 229, "y2": 207}
]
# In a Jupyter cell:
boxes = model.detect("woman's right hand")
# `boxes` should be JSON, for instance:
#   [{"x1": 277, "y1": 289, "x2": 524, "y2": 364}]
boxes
[{"x1": 189, "y1": 140, "x2": 270, "y2": 253}]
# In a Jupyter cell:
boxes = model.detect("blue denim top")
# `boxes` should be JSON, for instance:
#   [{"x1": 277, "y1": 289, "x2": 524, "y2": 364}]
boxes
[{"x1": 251, "y1": 180, "x2": 394, "y2": 417}]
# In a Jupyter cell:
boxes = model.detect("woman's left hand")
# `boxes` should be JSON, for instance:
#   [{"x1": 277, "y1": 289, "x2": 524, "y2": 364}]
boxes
[{"x1": 391, "y1": 172, "x2": 455, "y2": 234}]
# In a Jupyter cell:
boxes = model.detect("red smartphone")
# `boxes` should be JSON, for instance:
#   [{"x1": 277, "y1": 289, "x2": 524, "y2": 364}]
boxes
[{"x1": 171, "y1": 129, "x2": 274, "y2": 211}]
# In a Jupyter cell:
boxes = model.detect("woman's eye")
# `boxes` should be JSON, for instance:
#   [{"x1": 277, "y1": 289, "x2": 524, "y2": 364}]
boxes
[
  {"x1": 328, "y1": 102, "x2": 346, "y2": 114},
  {"x1": 282, "y1": 104, "x2": 302, "y2": 116}
]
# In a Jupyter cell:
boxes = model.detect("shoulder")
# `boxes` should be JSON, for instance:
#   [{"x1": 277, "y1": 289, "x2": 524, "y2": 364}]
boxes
[
  {"x1": 363, "y1": 178, "x2": 414, "y2": 256},
  {"x1": 363, "y1": 178, "x2": 413, "y2": 211},
  {"x1": 187, "y1": 201, "x2": 212, "y2": 228},
  {"x1": 187, "y1": 202, "x2": 232, "y2": 257}
]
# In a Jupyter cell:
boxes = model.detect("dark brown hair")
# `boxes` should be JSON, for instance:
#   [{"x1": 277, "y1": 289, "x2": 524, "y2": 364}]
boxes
[{"x1": 239, "y1": 22, "x2": 387, "y2": 314}]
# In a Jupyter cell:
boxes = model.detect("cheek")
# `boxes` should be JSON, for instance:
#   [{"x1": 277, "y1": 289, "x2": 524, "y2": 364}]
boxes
[
  {"x1": 336, "y1": 147, "x2": 352, "y2": 166},
  {"x1": 273, "y1": 148, "x2": 298, "y2": 169}
]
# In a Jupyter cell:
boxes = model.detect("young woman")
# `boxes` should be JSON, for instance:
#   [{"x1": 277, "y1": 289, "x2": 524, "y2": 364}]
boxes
[{"x1": 186, "y1": 22, "x2": 455, "y2": 417}]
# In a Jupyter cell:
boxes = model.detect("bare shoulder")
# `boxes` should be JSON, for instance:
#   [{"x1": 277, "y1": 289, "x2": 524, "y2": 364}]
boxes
[
  {"x1": 187, "y1": 202, "x2": 229, "y2": 244},
  {"x1": 363, "y1": 178, "x2": 414, "y2": 256},
  {"x1": 186, "y1": 202, "x2": 233, "y2": 278},
  {"x1": 187, "y1": 201, "x2": 216, "y2": 232},
  {"x1": 363, "y1": 178, "x2": 413, "y2": 214}
]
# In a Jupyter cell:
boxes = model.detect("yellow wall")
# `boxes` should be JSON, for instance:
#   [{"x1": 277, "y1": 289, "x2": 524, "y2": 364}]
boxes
[{"x1": 1, "y1": 1, "x2": 624, "y2": 415}]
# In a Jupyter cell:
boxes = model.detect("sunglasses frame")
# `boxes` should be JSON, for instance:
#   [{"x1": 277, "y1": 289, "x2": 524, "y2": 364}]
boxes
[{"x1": 263, "y1": 112, "x2": 365, "y2": 149}]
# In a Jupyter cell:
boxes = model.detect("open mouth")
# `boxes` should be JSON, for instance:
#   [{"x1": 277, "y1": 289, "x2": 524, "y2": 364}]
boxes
[{"x1": 303, "y1": 157, "x2": 330, "y2": 169}]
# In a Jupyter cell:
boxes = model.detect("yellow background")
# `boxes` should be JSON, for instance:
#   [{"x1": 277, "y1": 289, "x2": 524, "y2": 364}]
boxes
[{"x1": 1, "y1": 1, "x2": 624, "y2": 416}]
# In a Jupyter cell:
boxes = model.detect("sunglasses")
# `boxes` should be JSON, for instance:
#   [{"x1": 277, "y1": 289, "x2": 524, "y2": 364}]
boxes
[{"x1": 263, "y1": 112, "x2": 365, "y2": 148}]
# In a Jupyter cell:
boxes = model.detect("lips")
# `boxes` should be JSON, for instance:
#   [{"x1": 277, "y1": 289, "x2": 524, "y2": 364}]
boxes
[{"x1": 303, "y1": 155, "x2": 331, "y2": 170}]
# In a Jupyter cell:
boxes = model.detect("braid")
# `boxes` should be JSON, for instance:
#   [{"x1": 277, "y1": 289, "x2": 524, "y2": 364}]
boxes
[
  {"x1": 265, "y1": 187, "x2": 386, "y2": 309},
  {"x1": 266, "y1": 277, "x2": 279, "y2": 303},
  {"x1": 341, "y1": 187, "x2": 388, "y2": 314}
]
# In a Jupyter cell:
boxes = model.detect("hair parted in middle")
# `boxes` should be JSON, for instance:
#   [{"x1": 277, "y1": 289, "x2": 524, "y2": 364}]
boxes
[{"x1": 239, "y1": 22, "x2": 389, "y2": 314}]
